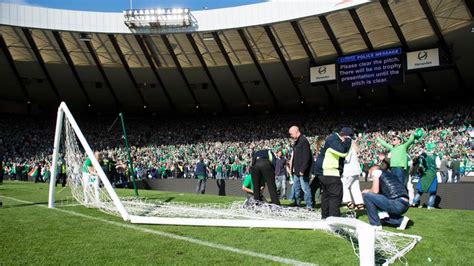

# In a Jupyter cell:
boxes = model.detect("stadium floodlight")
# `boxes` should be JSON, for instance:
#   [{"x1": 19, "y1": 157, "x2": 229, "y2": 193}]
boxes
[
  {"x1": 124, "y1": 7, "x2": 192, "y2": 29},
  {"x1": 79, "y1": 32, "x2": 92, "y2": 42},
  {"x1": 202, "y1": 32, "x2": 214, "y2": 41}
]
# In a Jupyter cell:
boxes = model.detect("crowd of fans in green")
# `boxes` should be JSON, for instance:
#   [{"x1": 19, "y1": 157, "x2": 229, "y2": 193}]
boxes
[{"x1": 0, "y1": 104, "x2": 472, "y2": 184}]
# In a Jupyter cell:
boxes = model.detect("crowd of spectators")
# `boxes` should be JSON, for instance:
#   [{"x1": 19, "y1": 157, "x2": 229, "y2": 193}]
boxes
[{"x1": 0, "y1": 103, "x2": 472, "y2": 184}]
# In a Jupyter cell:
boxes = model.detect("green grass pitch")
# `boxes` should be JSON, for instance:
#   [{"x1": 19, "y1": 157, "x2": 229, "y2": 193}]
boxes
[{"x1": 1, "y1": 181, "x2": 473, "y2": 265}]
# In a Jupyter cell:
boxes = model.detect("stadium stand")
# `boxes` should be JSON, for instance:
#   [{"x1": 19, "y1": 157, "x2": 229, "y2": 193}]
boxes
[{"x1": 0, "y1": 103, "x2": 472, "y2": 183}]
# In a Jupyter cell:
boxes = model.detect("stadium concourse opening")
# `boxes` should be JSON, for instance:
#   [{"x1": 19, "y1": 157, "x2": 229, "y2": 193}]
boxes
[{"x1": 0, "y1": 0, "x2": 473, "y2": 265}]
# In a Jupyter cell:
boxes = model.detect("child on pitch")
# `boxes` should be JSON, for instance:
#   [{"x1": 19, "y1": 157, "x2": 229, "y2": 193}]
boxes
[{"x1": 82, "y1": 151, "x2": 102, "y2": 204}]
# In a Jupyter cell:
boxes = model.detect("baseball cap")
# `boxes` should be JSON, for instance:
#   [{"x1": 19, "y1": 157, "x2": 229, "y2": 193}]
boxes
[{"x1": 340, "y1": 127, "x2": 354, "y2": 137}]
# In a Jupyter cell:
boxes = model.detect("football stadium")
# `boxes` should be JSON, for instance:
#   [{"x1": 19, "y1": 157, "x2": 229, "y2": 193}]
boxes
[{"x1": 0, "y1": 0, "x2": 473, "y2": 265}]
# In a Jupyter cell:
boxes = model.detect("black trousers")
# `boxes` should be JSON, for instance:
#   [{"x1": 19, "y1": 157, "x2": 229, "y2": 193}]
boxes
[
  {"x1": 310, "y1": 175, "x2": 321, "y2": 207},
  {"x1": 319, "y1": 175, "x2": 343, "y2": 219},
  {"x1": 251, "y1": 159, "x2": 280, "y2": 205},
  {"x1": 56, "y1": 173, "x2": 67, "y2": 187}
]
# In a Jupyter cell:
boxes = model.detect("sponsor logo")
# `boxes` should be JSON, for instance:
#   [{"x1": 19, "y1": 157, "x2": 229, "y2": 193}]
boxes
[
  {"x1": 318, "y1": 66, "x2": 327, "y2": 74},
  {"x1": 417, "y1": 51, "x2": 428, "y2": 61}
]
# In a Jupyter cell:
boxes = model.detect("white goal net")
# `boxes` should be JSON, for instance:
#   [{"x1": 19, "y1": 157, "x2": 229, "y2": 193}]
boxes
[{"x1": 48, "y1": 102, "x2": 421, "y2": 265}]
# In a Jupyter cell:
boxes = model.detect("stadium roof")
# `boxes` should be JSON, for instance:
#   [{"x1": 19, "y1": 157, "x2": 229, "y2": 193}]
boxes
[{"x1": 0, "y1": 0, "x2": 473, "y2": 114}]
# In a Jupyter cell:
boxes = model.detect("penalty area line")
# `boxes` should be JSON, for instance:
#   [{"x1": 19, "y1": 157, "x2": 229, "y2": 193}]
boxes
[{"x1": 1, "y1": 195, "x2": 316, "y2": 266}]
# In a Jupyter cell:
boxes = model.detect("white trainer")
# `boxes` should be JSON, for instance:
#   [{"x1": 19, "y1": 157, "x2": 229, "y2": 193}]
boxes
[{"x1": 397, "y1": 216, "x2": 410, "y2": 230}]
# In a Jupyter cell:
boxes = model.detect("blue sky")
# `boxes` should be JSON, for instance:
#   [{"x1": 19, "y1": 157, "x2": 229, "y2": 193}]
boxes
[{"x1": 1, "y1": 0, "x2": 268, "y2": 12}]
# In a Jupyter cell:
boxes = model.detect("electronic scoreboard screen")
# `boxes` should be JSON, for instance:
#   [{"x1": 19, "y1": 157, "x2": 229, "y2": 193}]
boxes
[{"x1": 337, "y1": 48, "x2": 404, "y2": 90}]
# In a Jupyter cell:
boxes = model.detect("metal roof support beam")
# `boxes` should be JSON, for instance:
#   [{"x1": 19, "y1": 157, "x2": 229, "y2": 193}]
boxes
[
  {"x1": 52, "y1": 31, "x2": 91, "y2": 106},
  {"x1": 108, "y1": 34, "x2": 148, "y2": 108},
  {"x1": 380, "y1": 0, "x2": 408, "y2": 48},
  {"x1": 349, "y1": 9, "x2": 373, "y2": 50},
  {"x1": 237, "y1": 29, "x2": 279, "y2": 108},
  {"x1": 212, "y1": 32, "x2": 251, "y2": 106},
  {"x1": 84, "y1": 39, "x2": 120, "y2": 107},
  {"x1": 0, "y1": 33, "x2": 30, "y2": 102},
  {"x1": 419, "y1": 0, "x2": 467, "y2": 92},
  {"x1": 291, "y1": 21, "x2": 333, "y2": 105},
  {"x1": 319, "y1": 16, "x2": 343, "y2": 56},
  {"x1": 264, "y1": 25, "x2": 304, "y2": 104},
  {"x1": 160, "y1": 34, "x2": 199, "y2": 107},
  {"x1": 349, "y1": 8, "x2": 398, "y2": 101},
  {"x1": 291, "y1": 21, "x2": 316, "y2": 65},
  {"x1": 380, "y1": 0, "x2": 428, "y2": 96},
  {"x1": 135, "y1": 34, "x2": 175, "y2": 110},
  {"x1": 186, "y1": 33, "x2": 227, "y2": 110},
  {"x1": 320, "y1": 16, "x2": 363, "y2": 103},
  {"x1": 466, "y1": 0, "x2": 474, "y2": 17},
  {"x1": 22, "y1": 28, "x2": 61, "y2": 102}
]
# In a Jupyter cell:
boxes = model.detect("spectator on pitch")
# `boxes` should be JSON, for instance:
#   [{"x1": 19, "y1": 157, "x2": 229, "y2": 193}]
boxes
[
  {"x1": 438, "y1": 155, "x2": 450, "y2": 183},
  {"x1": 310, "y1": 136, "x2": 325, "y2": 208},
  {"x1": 274, "y1": 149, "x2": 287, "y2": 200},
  {"x1": 289, "y1": 126, "x2": 313, "y2": 210},
  {"x1": 362, "y1": 165, "x2": 410, "y2": 230},
  {"x1": 315, "y1": 127, "x2": 352, "y2": 219},
  {"x1": 242, "y1": 173, "x2": 265, "y2": 200},
  {"x1": 55, "y1": 159, "x2": 67, "y2": 187},
  {"x1": 342, "y1": 141, "x2": 364, "y2": 210},
  {"x1": 251, "y1": 148, "x2": 279, "y2": 205},
  {"x1": 451, "y1": 155, "x2": 461, "y2": 183},
  {"x1": 82, "y1": 151, "x2": 101, "y2": 203},
  {"x1": 412, "y1": 143, "x2": 438, "y2": 209},
  {"x1": 195, "y1": 157, "x2": 207, "y2": 194},
  {"x1": 376, "y1": 131, "x2": 417, "y2": 185}
]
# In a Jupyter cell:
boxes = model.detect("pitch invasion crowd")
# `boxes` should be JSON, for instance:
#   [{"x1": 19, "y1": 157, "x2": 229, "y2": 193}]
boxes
[{"x1": 0, "y1": 104, "x2": 472, "y2": 184}]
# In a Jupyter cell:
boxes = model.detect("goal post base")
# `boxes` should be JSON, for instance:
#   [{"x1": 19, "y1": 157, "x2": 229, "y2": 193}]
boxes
[{"x1": 130, "y1": 215, "x2": 332, "y2": 230}]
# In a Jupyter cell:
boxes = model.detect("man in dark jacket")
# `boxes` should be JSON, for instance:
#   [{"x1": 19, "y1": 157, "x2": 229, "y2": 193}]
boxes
[
  {"x1": 363, "y1": 165, "x2": 411, "y2": 230},
  {"x1": 195, "y1": 157, "x2": 207, "y2": 194},
  {"x1": 289, "y1": 126, "x2": 313, "y2": 209},
  {"x1": 251, "y1": 149, "x2": 280, "y2": 205},
  {"x1": 315, "y1": 127, "x2": 352, "y2": 218}
]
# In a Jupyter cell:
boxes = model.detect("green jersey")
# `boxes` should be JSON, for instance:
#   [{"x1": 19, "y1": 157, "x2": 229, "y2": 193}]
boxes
[
  {"x1": 243, "y1": 174, "x2": 253, "y2": 191},
  {"x1": 82, "y1": 158, "x2": 93, "y2": 173},
  {"x1": 377, "y1": 134, "x2": 415, "y2": 169}
]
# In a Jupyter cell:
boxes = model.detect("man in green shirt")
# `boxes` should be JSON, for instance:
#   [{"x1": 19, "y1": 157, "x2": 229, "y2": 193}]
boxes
[
  {"x1": 242, "y1": 174, "x2": 264, "y2": 200},
  {"x1": 82, "y1": 151, "x2": 101, "y2": 204},
  {"x1": 376, "y1": 133, "x2": 416, "y2": 185}
]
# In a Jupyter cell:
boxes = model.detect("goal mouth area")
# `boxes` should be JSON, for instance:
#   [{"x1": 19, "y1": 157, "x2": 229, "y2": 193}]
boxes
[{"x1": 48, "y1": 102, "x2": 422, "y2": 266}]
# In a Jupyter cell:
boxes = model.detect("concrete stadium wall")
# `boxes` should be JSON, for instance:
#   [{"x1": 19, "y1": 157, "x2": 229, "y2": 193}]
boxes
[{"x1": 134, "y1": 179, "x2": 474, "y2": 211}]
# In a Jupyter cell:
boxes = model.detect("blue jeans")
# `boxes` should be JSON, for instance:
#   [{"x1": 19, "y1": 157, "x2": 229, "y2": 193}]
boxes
[
  {"x1": 391, "y1": 167, "x2": 406, "y2": 185},
  {"x1": 413, "y1": 192, "x2": 436, "y2": 208},
  {"x1": 292, "y1": 175, "x2": 313, "y2": 208},
  {"x1": 363, "y1": 192, "x2": 409, "y2": 226}
]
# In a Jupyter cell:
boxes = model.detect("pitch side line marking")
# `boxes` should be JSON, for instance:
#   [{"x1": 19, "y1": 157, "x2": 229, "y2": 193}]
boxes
[{"x1": 1, "y1": 195, "x2": 316, "y2": 266}]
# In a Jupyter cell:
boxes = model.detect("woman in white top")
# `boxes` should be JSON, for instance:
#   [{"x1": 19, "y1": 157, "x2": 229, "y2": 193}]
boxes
[{"x1": 342, "y1": 141, "x2": 364, "y2": 209}]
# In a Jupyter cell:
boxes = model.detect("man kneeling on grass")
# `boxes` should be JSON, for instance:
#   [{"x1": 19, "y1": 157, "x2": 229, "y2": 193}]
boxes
[
  {"x1": 242, "y1": 173, "x2": 265, "y2": 201},
  {"x1": 362, "y1": 165, "x2": 410, "y2": 230}
]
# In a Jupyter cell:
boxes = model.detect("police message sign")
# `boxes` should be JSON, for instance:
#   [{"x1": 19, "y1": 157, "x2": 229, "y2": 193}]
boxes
[{"x1": 337, "y1": 48, "x2": 404, "y2": 90}]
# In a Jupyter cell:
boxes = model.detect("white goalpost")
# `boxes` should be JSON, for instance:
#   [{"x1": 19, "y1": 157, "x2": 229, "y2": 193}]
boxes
[{"x1": 48, "y1": 102, "x2": 421, "y2": 266}]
